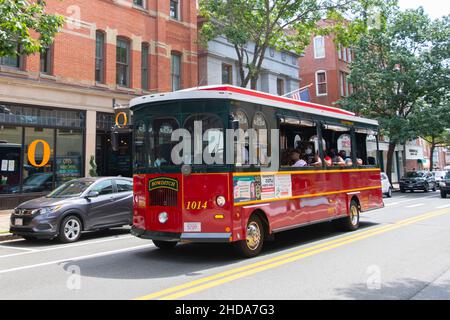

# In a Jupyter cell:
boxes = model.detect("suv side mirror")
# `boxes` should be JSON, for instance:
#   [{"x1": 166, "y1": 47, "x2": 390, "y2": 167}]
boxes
[{"x1": 86, "y1": 191, "x2": 99, "y2": 198}]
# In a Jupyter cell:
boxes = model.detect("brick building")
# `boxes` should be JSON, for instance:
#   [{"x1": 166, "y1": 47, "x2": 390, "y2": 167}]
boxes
[
  {"x1": 0, "y1": 0, "x2": 198, "y2": 209},
  {"x1": 298, "y1": 20, "x2": 353, "y2": 106}
]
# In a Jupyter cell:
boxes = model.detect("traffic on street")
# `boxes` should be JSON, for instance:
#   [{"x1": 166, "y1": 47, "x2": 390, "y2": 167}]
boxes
[{"x1": 1, "y1": 190, "x2": 449, "y2": 300}]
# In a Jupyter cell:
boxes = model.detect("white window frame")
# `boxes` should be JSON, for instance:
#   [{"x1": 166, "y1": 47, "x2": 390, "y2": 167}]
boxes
[
  {"x1": 315, "y1": 70, "x2": 327, "y2": 96},
  {"x1": 170, "y1": 0, "x2": 181, "y2": 21},
  {"x1": 313, "y1": 36, "x2": 325, "y2": 59}
]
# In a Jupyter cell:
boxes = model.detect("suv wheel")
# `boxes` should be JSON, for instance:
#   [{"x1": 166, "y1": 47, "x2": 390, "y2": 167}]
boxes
[
  {"x1": 58, "y1": 215, "x2": 82, "y2": 243},
  {"x1": 441, "y1": 191, "x2": 447, "y2": 199}
]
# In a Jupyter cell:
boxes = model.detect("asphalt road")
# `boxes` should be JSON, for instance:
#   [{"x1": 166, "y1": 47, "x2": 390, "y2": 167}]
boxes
[{"x1": 0, "y1": 191, "x2": 449, "y2": 300}]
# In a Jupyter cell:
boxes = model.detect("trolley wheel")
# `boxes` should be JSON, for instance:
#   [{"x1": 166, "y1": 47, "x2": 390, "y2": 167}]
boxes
[
  {"x1": 234, "y1": 215, "x2": 265, "y2": 258},
  {"x1": 153, "y1": 240, "x2": 178, "y2": 250},
  {"x1": 333, "y1": 200, "x2": 360, "y2": 232}
]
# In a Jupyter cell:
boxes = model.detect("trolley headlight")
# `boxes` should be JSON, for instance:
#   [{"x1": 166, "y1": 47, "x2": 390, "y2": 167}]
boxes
[
  {"x1": 158, "y1": 212, "x2": 169, "y2": 224},
  {"x1": 216, "y1": 196, "x2": 226, "y2": 207}
]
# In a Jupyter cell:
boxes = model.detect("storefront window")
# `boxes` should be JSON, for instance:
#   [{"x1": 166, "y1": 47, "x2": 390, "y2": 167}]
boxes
[
  {"x1": 0, "y1": 126, "x2": 22, "y2": 194},
  {"x1": 56, "y1": 129, "x2": 83, "y2": 186},
  {"x1": 0, "y1": 104, "x2": 86, "y2": 202},
  {"x1": 23, "y1": 127, "x2": 55, "y2": 193}
]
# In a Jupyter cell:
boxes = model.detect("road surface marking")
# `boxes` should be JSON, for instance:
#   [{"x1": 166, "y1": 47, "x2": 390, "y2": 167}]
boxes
[
  {"x1": 406, "y1": 203, "x2": 425, "y2": 208},
  {"x1": 134, "y1": 208, "x2": 450, "y2": 300},
  {"x1": 0, "y1": 235, "x2": 135, "y2": 259},
  {"x1": 385, "y1": 196, "x2": 437, "y2": 207},
  {"x1": 0, "y1": 244, "x2": 153, "y2": 274},
  {"x1": 436, "y1": 204, "x2": 450, "y2": 209},
  {"x1": 0, "y1": 245, "x2": 38, "y2": 252}
]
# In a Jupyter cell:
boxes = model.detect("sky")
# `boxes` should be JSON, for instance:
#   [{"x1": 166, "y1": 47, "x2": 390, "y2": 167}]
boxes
[{"x1": 398, "y1": 0, "x2": 450, "y2": 19}]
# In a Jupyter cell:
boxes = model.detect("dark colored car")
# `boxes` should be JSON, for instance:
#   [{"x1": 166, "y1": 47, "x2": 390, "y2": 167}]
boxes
[
  {"x1": 439, "y1": 172, "x2": 450, "y2": 198},
  {"x1": 399, "y1": 171, "x2": 437, "y2": 193},
  {"x1": 10, "y1": 177, "x2": 133, "y2": 242}
]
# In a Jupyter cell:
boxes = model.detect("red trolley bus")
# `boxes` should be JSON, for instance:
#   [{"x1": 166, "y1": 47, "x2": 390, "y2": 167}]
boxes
[{"x1": 130, "y1": 85, "x2": 383, "y2": 257}]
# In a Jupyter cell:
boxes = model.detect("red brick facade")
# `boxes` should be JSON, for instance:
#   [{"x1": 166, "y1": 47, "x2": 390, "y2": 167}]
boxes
[
  {"x1": 299, "y1": 21, "x2": 351, "y2": 107},
  {"x1": 9, "y1": 0, "x2": 198, "y2": 94}
]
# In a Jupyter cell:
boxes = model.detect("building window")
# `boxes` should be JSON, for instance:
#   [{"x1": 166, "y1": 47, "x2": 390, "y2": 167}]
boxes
[
  {"x1": 0, "y1": 43, "x2": 20, "y2": 68},
  {"x1": 281, "y1": 52, "x2": 286, "y2": 62},
  {"x1": 269, "y1": 47, "x2": 275, "y2": 57},
  {"x1": 347, "y1": 48, "x2": 352, "y2": 63},
  {"x1": 116, "y1": 38, "x2": 130, "y2": 87},
  {"x1": 0, "y1": 104, "x2": 85, "y2": 198},
  {"x1": 342, "y1": 46, "x2": 347, "y2": 62},
  {"x1": 222, "y1": 63, "x2": 232, "y2": 85},
  {"x1": 141, "y1": 43, "x2": 149, "y2": 90},
  {"x1": 95, "y1": 31, "x2": 105, "y2": 83},
  {"x1": 133, "y1": 0, "x2": 145, "y2": 8},
  {"x1": 315, "y1": 71, "x2": 327, "y2": 96},
  {"x1": 170, "y1": 0, "x2": 180, "y2": 20},
  {"x1": 277, "y1": 78, "x2": 285, "y2": 96},
  {"x1": 291, "y1": 55, "x2": 297, "y2": 65},
  {"x1": 171, "y1": 53, "x2": 181, "y2": 91},
  {"x1": 40, "y1": 47, "x2": 53, "y2": 74},
  {"x1": 314, "y1": 36, "x2": 325, "y2": 59},
  {"x1": 338, "y1": 44, "x2": 342, "y2": 60}
]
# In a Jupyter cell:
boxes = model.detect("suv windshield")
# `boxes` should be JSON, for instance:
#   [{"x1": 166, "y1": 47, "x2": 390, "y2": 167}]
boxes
[
  {"x1": 46, "y1": 180, "x2": 94, "y2": 198},
  {"x1": 405, "y1": 172, "x2": 424, "y2": 178}
]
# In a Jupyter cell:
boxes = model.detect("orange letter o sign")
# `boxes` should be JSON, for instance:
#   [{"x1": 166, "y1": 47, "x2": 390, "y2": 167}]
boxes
[
  {"x1": 28, "y1": 140, "x2": 51, "y2": 168},
  {"x1": 115, "y1": 112, "x2": 128, "y2": 128}
]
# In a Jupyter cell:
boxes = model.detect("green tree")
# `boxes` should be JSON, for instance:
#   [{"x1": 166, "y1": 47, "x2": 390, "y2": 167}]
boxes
[
  {"x1": 339, "y1": 8, "x2": 449, "y2": 182},
  {"x1": 0, "y1": 0, "x2": 64, "y2": 57},
  {"x1": 89, "y1": 155, "x2": 98, "y2": 177},
  {"x1": 199, "y1": 0, "x2": 392, "y2": 89}
]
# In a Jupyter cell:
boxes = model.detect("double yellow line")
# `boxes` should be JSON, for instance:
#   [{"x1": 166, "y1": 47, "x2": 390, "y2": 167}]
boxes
[{"x1": 134, "y1": 208, "x2": 450, "y2": 300}]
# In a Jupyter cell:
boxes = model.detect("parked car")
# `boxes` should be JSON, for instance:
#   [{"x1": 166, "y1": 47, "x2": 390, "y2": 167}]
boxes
[
  {"x1": 438, "y1": 171, "x2": 450, "y2": 198},
  {"x1": 10, "y1": 177, "x2": 133, "y2": 243},
  {"x1": 433, "y1": 170, "x2": 448, "y2": 189},
  {"x1": 399, "y1": 171, "x2": 437, "y2": 193},
  {"x1": 381, "y1": 172, "x2": 393, "y2": 198}
]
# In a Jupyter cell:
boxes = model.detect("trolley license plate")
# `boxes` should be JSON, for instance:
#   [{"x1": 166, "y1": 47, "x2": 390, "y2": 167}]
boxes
[
  {"x1": 184, "y1": 222, "x2": 201, "y2": 232},
  {"x1": 15, "y1": 218, "x2": 23, "y2": 226}
]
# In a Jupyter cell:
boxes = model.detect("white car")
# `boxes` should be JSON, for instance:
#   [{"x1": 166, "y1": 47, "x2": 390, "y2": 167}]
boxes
[
  {"x1": 433, "y1": 171, "x2": 448, "y2": 188},
  {"x1": 381, "y1": 172, "x2": 393, "y2": 198}
]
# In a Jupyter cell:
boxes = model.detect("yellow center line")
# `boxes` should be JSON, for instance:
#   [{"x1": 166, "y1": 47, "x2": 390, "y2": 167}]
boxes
[{"x1": 134, "y1": 208, "x2": 450, "y2": 301}]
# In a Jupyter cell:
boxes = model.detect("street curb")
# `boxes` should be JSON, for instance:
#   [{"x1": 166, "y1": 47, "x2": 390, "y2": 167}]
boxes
[{"x1": 0, "y1": 232, "x2": 20, "y2": 242}]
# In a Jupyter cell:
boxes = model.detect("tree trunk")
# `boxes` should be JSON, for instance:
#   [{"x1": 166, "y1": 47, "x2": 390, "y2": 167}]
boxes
[
  {"x1": 429, "y1": 143, "x2": 435, "y2": 171},
  {"x1": 250, "y1": 77, "x2": 258, "y2": 90},
  {"x1": 386, "y1": 142, "x2": 396, "y2": 185}
]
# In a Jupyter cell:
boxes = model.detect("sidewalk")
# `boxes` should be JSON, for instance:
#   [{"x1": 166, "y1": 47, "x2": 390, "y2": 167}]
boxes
[{"x1": 0, "y1": 209, "x2": 16, "y2": 242}]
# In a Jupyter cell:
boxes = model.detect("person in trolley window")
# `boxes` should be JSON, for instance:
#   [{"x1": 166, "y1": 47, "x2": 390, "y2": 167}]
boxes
[{"x1": 290, "y1": 149, "x2": 308, "y2": 167}]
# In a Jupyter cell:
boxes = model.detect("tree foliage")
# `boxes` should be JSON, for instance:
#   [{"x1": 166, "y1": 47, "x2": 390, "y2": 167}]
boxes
[
  {"x1": 199, "y1": 0, "x2": 392, "y2": 89},
  {"x1": 0, "y1": 0, "x2": 64, "y2": 57},
  {"x1": 339, "y1": 8, "x2": 450, "y2": 180}
]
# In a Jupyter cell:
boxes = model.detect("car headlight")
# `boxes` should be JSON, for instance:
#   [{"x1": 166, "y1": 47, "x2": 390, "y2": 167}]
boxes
[
  {"x1": 32, "y1": 206, "x2": 62, "y2": 216},
  {"x1": 440, "y1": 182, "x2": 446, "y2": 187}
]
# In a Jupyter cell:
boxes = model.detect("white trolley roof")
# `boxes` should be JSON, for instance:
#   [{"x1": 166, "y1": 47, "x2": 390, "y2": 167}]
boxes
[{"x1": 130, "y1": 85, "x2": 378, "y2": 127}]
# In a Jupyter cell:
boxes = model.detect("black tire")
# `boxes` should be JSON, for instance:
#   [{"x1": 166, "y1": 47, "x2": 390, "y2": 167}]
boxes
[
  {"x1": 387, "y1": 187, "x2": 393, "y2": 198},
  {"x1": 234, "y1": 215, "x2": 265, "y2": 258},
  {"x1": 400, "y1": 188, "x2": 406, "y2": 193},
  {"x1": 333, "y1": 200, "x2": 360, "y2": 232},
  {"x1": 153, "y1": 240, "x2": 178, "y2": 250},
  {"x1": 58, "y1": 215, "x2": 82, "y2": 243},
  {"x1": 432, "y1": 184, "x2": 437, "y2": 192},
  {"x1": 441, "y1": 191, "x2": 447, "y2": 199},
  {"x1": 424, "y1": 183, "x2": 429, "y2": 193}
]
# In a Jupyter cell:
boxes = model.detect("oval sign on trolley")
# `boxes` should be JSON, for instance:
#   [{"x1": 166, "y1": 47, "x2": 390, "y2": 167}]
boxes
[
  {"x1": 115, "y1": 111, "x2": 128, "y2": 128},
  {"x1": 28, "y1": 139, "x2": 51, "y2": 168}
]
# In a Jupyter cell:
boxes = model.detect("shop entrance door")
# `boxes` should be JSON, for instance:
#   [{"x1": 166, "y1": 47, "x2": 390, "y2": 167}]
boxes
[{"x1": 95, "y1": 132, "x2": 132, "y2": 177}]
